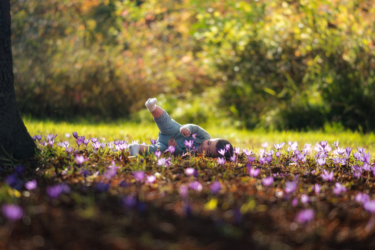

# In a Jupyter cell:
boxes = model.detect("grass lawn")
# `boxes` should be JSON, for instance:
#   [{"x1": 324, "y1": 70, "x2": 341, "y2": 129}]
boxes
[{"x1": 24, "y1": 117, "x2": 375, "y2": 152}]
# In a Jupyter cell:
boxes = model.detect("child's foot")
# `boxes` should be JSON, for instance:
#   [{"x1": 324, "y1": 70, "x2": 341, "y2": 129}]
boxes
[
  {"x1": 145, "y1": 98, "x2": 157, "y2": 112},
  {"x1": 128, "y1": 144, "x2": 140, "y2": 156}
]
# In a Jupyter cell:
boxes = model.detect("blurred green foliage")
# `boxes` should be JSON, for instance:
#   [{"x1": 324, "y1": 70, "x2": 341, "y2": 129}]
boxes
[
  {"x1": 10, "y1": 0, "x2": 375, "y2": 131},
  {"x1": 191, "y1": 0, "x2": 375, "y2": 132}
]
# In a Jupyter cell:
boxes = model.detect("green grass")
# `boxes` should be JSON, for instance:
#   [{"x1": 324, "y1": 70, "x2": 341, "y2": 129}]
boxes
[{"x1": 24, "y1": 117, "x2": 375, "y2": 152}]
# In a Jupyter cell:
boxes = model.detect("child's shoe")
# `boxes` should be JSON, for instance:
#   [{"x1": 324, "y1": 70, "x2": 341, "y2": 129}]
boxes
[
  {"x1": 145, "y1": 98, "x2": 157, "y2": 112},
  {"x1": 128, "y1": 144, "x2": 140, "y2": 156}
]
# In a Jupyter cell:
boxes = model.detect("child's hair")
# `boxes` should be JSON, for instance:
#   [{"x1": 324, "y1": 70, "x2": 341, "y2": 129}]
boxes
[{"x1": 216, "y1": 139, "x2": 233, "y2": 158}]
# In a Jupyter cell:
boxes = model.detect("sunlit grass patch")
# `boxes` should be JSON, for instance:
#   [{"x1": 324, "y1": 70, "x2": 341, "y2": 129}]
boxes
[{"x1": 24, "y1": 117, "x2": 375, "y2": 152}]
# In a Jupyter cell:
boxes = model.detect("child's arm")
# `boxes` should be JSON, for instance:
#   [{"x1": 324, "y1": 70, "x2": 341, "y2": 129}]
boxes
[{"x1": 180, "y1": 124, "x2": 211, "y2": 140}]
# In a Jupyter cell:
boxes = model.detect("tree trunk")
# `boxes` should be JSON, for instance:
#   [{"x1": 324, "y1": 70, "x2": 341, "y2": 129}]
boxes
[{"x1": 0, "y1": 0, "x2": 36, "y2": 161}]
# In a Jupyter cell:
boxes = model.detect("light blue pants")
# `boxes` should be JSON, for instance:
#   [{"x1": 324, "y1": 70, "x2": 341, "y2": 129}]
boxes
[{"x1": 146, "y1": 111, "x2": 183, "y2": 154}]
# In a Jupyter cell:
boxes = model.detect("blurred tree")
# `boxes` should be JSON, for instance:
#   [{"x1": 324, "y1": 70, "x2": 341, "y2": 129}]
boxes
[{"x1": 0, "y1": 0, "x2": 36, "y2": 161}]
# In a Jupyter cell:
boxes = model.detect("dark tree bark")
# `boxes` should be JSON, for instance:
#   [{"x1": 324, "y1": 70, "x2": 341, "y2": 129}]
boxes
[{"x1": 0, "y1": 0, "x2": 36, "y2": 161}]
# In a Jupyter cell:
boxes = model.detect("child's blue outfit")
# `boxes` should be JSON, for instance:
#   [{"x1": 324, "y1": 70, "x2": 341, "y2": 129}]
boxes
[{"x1": 146, "y1": 110, "x2": 211, "y2": 155}]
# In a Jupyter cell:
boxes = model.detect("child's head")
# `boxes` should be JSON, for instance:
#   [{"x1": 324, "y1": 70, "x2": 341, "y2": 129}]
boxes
[
  {"x1": 198, "y1": 138, "x2": 233, "y2": 158},
  {"x1": 215, "y1": 139, "x2": 233, "y2": 158}
]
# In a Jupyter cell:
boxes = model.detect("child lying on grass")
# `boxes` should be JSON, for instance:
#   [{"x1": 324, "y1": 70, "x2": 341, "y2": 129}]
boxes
[{"x1": 128, "y1": 98, "x2": 233, "y2": 158}]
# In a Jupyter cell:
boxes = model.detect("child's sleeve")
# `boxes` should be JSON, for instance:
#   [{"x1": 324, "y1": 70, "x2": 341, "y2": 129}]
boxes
[{"x1": 181, "y1": 124, "x2": 211, "y2": 140}]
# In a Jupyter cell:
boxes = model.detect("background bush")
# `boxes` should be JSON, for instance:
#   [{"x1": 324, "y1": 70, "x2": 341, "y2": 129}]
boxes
[{"x1": 11, "y1": 0, "x2": 375, "y2": 131}]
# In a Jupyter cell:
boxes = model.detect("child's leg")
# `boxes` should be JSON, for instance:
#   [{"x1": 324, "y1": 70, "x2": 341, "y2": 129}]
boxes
[{"x1": 145, "y1": 98, "x2": 181, "y2": 135}]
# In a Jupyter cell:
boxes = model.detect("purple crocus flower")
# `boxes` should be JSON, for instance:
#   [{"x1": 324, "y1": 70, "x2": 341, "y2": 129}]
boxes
[
  {"x1": 65, "y1": 147, "x2": 73, "y2": 154},
  {"x1": 243, "y1": 149, "x2": 251, "y2": 156},
  {"x1": 317, "y1": 157, "x2": 326, "y2": 166},
  {"x1": 334, "y1": 141, "x2": 339, "y2": 149},
  {"x1": 296, "y1": 209, "x2": 314, "y2": 223},
  {"x1": 133, "y1": 171, "x2": 145, "y2": 182},
  {"x1": 47, "y1": 185, "x2": 63, "y2": 199},
  {"x1": 184, "y1": 140, "x2": 194, "y2": 149},
  {"x1": 2, "y1": 204, "x2": 23, "y2": 221},
  {"x1": 192, "y1": 133, "x2": 197, "y2": 139},
  {"x1": 166, "y1": 145, "x2": 175, "y2": 154},
  {"x1": 185, "y1": 168, "x2": 195, "y2": 176},
  {"x1": 248, "y1": 167, "x2": 260, "y2": 177},
  {"x1": 225, "y1": 144, "x2": 231, "y2": 151},
  {"x1": 247, "y1": 156, "x2": 256, "y2": 163},
  {"x1": 210, "y1": 181, "x2": 222, "y2": 194},
  {"x1": 154, "y1": 151, "x2": 161, "y2": 158},
  {"x1": 301, "y1": 194, "x2": 309, "y2": 203},
  {"x1": 230, "y1": 155, "x2": 236, "y2": 162},
  {"x1": 364, "y1": 200, "x2": 375, "y2": 213},
  {"x1": 83, "y1": 139, "x2": 89, "y2": 146},
  {"x1": 275, "y1": 152, "x2": 281, "y2": 158},
  {"x1": 262, "y1": 176, "x2": 274, "y2": 186},
  {"x1": 233, "y1": 147, "x2": 241, "y2": 155},
  {"x1": 157, "y1": 158, "x2": 167, "y2": 167},
  {"x1": 179, "y1": 185, "x2": 188, "y2": 199},
  {"x1": 321, "y1": 170, "x2": 334, "y2": 181},
  {"x1": 333, "y1": 182, "x2": 347, "y2": 195},
  {"x1": 274, "y1": 142, "x2": 285, "y2": 151},
  {"x1": 218, "y1": 149, "x2": 226, "y2": 156},
  {"x1": 189, "y1": 181, "x2": 202, "y2": 191},
  {"x1": 292, "y1": 198, "x2": 298, "y2": 207},
  {"x1": 285, "y1": 181, "x2": 297, "y2": 193},
  {"x1": 217, "y1": 157, "x2": 226, "y2": 165},
  {"x1": 261, "y1": 142, "x2": 269, "y2": 148},
  {"x1": 75, "y1": 155, "x2": 88, "y2": 165},
  {"x1": 355, "y1": 192, "x2": 370, "y2": 203},
  {"x1": 72, "y1": 132, "x2": 78, "y2": 139},
  {"x1": 122, "y1": 195, "x2": 137, "y2": 208},
  {"x1": 314, "y1": 183, "x2": 321, "y2": 194},
  {"x1": 25, "y1": 180, "x2": 37, "y2": 190},
  {"x1": 91, "y1": 138, "x2": 98, "y2": 143},
  {"x1": 146, "y1": 175, "x2": 156, "y2": 183},
  {"x1": 150, "y1": 139, "x2": 157, "y2": 145}
]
